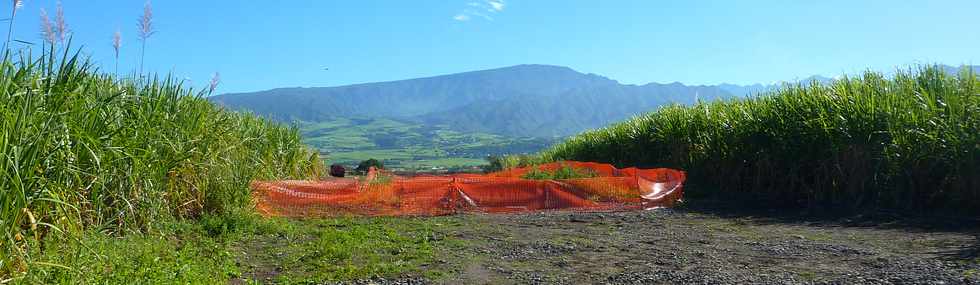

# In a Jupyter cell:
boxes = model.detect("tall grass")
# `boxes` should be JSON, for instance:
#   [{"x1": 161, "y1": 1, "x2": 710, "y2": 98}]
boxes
[
  {"x1": 525, "y1": 66, "x2": 979, "y2": 212},
  {"x1": 521, "y1": 164, "x2": 597, "y2": 180},
  {"x1": 0, "y1": 47, "x2": 323, "y2": 276}
]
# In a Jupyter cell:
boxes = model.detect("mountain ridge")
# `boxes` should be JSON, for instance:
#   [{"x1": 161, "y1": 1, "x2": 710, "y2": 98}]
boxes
[
  {"x1": 210, "y1": 64, "x2": 734, "y2": 137},
  {"x1": 210, "y1": 64, "x2": 621, "y2": 123}
]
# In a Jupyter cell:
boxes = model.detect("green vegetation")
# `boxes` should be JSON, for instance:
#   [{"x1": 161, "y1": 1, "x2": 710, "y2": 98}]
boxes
[
  {"x1": 481, "y1": 155, "x2": 506, "y2": 173},
  {"x1": 258, "y1": 217, "x2": 445, "y2": 283},
  {"x1": 16, "y1": 214, "x2": 453, "y2": 284},
  {"x1": 493, "y1": 154, "x2": 548, "y2": 170},
  {"x1": 299, "y1": 117, "x2": 555, "y2": 170},
  {"x1": 524, "y1": 66, "x2": 979, "y2": 212},
  {"x1": 521, "y1": 164, "x2": 598, "y2": 180},
  {"x1": 0, "y1": 48, "x2": 322, "y2": 278},
  {"x1": 399, "y1": 157, "x2": 487, "y2": 170},
  {"x1": 356, "y1": 158, "x2": 385, "y2": 173},
  {"x1": 19, "y1": 220, "x2": 239, "y2": 284}
]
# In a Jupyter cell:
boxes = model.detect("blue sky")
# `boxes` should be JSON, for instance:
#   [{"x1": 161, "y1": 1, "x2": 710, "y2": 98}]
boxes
[{"x1": 6, "y1": 0, "x2": 979, "y2": 93}]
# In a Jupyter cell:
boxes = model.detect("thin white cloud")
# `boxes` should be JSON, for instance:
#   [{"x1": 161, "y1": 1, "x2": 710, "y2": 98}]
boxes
[
  {"x1": 454, "y1": 0, "x2": 505, "y2": 22},
  {"x1": 468, "y1": 9, "x2": 494, "y2": 20},
  {"x1": 488, "y1": 0, "x2": 505, "y2": 11}
]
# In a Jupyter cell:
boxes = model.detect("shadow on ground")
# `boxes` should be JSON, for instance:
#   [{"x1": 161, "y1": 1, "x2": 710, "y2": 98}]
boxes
[{"x1": 679, "y1": 198, "x2": 980, "y2": 264}]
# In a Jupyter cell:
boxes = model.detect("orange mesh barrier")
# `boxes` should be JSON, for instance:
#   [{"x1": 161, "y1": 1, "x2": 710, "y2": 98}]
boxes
[{"x1": 252, "y1": 161, "x2": 686, "y2": 217}]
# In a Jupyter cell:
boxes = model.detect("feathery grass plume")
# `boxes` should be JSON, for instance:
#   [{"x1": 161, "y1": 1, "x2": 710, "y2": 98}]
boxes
[
  {"x1": 3, "y1": 0, "x2": 24, "y2": 50},
  {"x1": 137, "y1": 1, "x2": 154, "y2": 41},
  {"x1": 113, "y1": 29, "x2": 121, "y2": 75},
  {"x1": 208, "y1": 72, "x2": 221, "y2": 94},
  {"x1": 39, "y1": 8, "x2": 55, "y2": 45},
  {"x1": 137, "y1": 0, "x2": 155, "y2": 75},
  {"x1": 54, "y1": 1, "x2": 66, "y2": 43}
]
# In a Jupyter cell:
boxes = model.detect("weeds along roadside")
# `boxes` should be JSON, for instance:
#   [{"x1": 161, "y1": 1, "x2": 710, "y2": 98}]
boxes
[
  {"x1": 0, "y1": 46, "x2": 323, "y2": 277},
  {"x1": 514, "y1": 66, "x2": 980, "y2": 213}
]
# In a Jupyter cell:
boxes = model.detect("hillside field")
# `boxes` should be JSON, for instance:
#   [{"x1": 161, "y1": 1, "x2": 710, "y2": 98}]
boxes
[{"x1": 298, "y1": 117, "x2": 555, "y2": 170}]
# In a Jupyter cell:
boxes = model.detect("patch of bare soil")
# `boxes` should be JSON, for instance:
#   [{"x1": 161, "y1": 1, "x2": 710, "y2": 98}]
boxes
[{"x1": 415, "y1": 208, "x2": 978, "y2": 284}]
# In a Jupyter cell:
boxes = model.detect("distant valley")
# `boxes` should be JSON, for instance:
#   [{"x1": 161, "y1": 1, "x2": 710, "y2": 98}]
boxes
[{"x1": 297, "y1": 117, "x2": 556, "y2": 169}]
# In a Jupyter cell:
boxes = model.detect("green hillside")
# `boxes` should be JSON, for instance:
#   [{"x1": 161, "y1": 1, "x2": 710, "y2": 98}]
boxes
[
  {"x1": 211, "y1": 65, "x2": 736, "y2": 138},
  {"x1": 299, "y1": 118, "x2": 555, "y2": 170},
  {"x1": 522, "y1": 66, "x2": 979, "y2": 212}
]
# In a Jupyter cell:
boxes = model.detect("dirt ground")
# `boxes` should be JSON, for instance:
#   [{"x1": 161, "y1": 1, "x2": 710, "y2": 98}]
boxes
[{"x1": 244, "y1": 202, "x2": 980, "y2": 285}]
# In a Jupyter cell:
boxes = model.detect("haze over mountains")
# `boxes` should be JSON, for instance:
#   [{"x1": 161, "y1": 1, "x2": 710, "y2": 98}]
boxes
[{"x1": 210, "y1": 64, "x2": 978, "y2": 138}]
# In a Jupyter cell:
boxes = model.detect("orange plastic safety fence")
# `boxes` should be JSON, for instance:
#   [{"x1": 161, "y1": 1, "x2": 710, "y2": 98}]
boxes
[{"x1": 252, "y1": 161, "x2": 686, "y2": 217}]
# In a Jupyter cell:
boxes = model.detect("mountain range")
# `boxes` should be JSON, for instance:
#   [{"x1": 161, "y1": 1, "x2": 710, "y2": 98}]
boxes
[
  {"x1": 211, "y1": 64, "x2": 733, "y2": 137},
  {"x1": 210, "y1": 64, "x2": 978, "y2": 138}
]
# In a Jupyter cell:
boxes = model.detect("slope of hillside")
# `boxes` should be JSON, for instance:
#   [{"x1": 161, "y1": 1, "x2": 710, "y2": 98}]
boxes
[
  {"x1": 209, "y1": 64, "x2": 732, "y2": 137},
  {"x1": 421, "y1": 83, "x2": 734, "y2": 137},
  {"x1": 210, "y1": 64, "x2": 619, "y2": 122}
]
